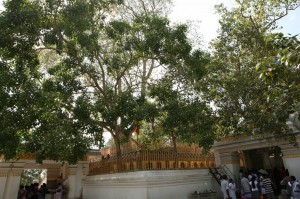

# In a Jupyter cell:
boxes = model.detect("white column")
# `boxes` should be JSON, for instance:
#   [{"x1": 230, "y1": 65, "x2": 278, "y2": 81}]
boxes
[
  {"x1": 67, "y1": 162, "x2": 88, "y2": 199},
  {"x1": 219, "y1": 151, "x2": 241, "y2": 187},
  {"x1": 214, "y1": 151, "x2": 221, "y2": 167},
  {"x1": 0, "y1": 163, "x2": 10, "y2": 199},
  {"x1": 2, "y1": 162, "x2": 24, "y2": 199}
]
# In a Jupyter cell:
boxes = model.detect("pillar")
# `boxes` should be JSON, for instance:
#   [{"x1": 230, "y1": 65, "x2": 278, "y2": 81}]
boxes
[
  {"x1": 0, "y1": 163, "x2": 10, "y2": 199},
  {"x1": 1, "y1": 162, "x2": 24, "y2": 199},
  {"x1": 219, "y1": 151, "x2": 241, "y2": 187},
  {"x1": 242, "y1": 150, "x2": 253, "y2": 170},
  {"x1": 214, "y1": 151, "x2": 221, "y2": 166},
  {"x1": 66, "y1": 162, "x2": 88, "y2": 199}
]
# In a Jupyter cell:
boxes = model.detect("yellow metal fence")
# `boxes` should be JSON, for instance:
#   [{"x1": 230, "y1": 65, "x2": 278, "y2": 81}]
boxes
[{"x1": 89, "y1": 150, "x2": 215, "y2": 175}]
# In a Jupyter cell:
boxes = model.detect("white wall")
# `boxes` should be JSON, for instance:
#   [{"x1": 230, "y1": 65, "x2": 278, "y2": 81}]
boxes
[
  {"x1": 0, "y1": 175, "x2": 8, "y2": 199},
  {"x1": 82, "y1": 169, "x2": 215, "y2": 199},
  {"x1": 283, "y1": 156, "x2": 300, "y2": 180}
]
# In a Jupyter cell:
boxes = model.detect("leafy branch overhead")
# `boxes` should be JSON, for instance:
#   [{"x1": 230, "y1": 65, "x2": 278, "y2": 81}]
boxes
[
  {"x1": 1, "y1": 0, "x2": 299, "y2": 164},
  {"x1": 203, "y1": 0, "x2": 300, "y2": 140},
  {"x1": 0, "y1": 0, "x2": 212, "y2": 163}
]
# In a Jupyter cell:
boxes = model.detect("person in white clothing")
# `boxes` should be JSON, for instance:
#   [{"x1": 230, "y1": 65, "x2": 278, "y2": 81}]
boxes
[
  {"x1": 250, "y1": 176, "x2": 260, "y2": 199},
  {"x1": 228, "y1": 179, "x2": 237, "y2": 199},
  {"x1": 289, "y1": 176, "x2": 300, "y2": 199},
  {"x1": 221, "y1": 175, "x2": 231, "y2": 199}
]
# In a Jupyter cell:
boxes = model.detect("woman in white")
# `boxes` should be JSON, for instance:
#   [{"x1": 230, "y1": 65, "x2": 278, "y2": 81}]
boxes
[
  {"x1": 228, "y1": 179, "x2": 237, "y2": 199},
  {"x1": 289, "y1": 176, "x2": 300, "y2": 199},
  {"x1": 250, "y1": 176, "x2": 260, "y2": 199}
]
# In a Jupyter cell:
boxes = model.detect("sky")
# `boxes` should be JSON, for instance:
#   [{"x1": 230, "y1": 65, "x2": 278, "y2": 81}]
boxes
[
  {"x1": 169, "y1": 0, "x2": 300, "y2": 47},
  {"x1": 1, "y1": 0, "x2": 299, "y2": 48},
  {"x1": 169, "y1": 0, "x2": 237, "y2": 47}
]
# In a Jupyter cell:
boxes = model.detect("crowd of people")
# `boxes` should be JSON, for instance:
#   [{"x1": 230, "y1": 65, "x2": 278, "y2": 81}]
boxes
[
  {"x1": 17, "y1": 183, "x2": 47, "y2": 199},
  {"x1": 220, "y1": 167, "x2": 300, "y2": 199},
  {"x1": 17, "y1": 182, "x2": 64, "y2": 199}
]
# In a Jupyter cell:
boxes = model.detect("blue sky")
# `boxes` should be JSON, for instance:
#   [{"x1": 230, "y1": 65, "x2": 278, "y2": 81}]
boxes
[{"x1": 276, "y1": 8, "x2": 300, "y2": 35}]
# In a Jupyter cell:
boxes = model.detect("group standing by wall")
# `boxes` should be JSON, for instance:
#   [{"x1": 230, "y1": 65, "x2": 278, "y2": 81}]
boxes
[
  {"x1": 17, "y1": 182, "x2": 65, "y2": 199},
  {"x1": 220, "y1": 167, "x2": 300, "y2": 199}
]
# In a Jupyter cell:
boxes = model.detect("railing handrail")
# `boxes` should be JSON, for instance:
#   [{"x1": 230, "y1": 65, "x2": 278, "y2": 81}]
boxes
[
  {"x1": 208, "y1": 167, "x2": 221, "y2": 186},
  {"x1": 89, "y1": 149, "x2": 215, "y2": 175},
  {"x1": 218, "y1": 164, "x2": 235, "y2": 182}
]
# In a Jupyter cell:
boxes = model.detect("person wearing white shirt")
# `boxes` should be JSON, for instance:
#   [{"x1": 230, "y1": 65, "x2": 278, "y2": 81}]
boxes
[
  {"x1": 221, "y1": 175, "x2": 231, "y2": 199},
  {"x1": 228, "y1": 179, "x2": 237, "y2": 199},
  {"x1": 250, "y1": 176, "x2": 260, "y2": 199},
  {"x1": 289, "y1": 176, "x2": 300, "y2": 199}
]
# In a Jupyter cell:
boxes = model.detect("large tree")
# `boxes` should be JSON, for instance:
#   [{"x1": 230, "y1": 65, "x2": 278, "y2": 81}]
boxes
[
  {"x1": 0, "y1": 0, "x2": 211, "y2": 166},
  {"x1": 203, "y1": 0, "x2": 300, "y2": 141},
  {"x1": 256, "y1": 32, "x2": 300, "y2": 133},
  {"x1": 149, "y1": 49, "x2": 215, "y2": 153}
]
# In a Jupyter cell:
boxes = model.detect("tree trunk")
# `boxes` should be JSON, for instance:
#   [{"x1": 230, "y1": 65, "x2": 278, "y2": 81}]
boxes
[
  {"x1": 113, "y1": 134, "x2": 122, "y2": 172},
  {"x1": 171, "y1": 132, "x2": 178, "y2": 169}
]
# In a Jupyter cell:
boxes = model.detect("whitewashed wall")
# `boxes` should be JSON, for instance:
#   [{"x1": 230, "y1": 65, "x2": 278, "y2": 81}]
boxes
[{"x1": 82, "y1": 169, "x2": 215, "y2": 199}]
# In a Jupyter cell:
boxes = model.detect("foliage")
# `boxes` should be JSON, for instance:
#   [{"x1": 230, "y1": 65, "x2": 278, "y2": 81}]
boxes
[
  {"x1": 0, "y1": 0, "x2": 42, "y2": 160},
  {"x1": 149, "y1": 73, "x2": 215, "y2": 152},
  {"x1": 256, "y1": 33, "x2": 300, "y2": 132},
  {"x1": 20, "y1": 169, "x2": 44, "y2": 186},
  {"x1": 202, "y1": 0, "x2": 300, "y2": 141},
  {"x1": 136, "y1": 121, "x2": 170, "y2": 150},
  {"x1": 0, "y1": 0, "x2": 212, "y2": 164}
]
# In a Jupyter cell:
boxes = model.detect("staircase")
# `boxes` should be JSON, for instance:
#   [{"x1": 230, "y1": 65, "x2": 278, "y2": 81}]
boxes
[{"x1": 208, "y1": 164, "x2": 235, "y2": 186}]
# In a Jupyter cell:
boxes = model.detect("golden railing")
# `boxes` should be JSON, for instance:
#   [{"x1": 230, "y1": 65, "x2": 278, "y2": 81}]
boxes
[
  {"x1": 88, "y1": 150, "x2": 215, "y2": 175},
  {"x1": 14, "y1": 153, "x2": 88, "y2": 161}
]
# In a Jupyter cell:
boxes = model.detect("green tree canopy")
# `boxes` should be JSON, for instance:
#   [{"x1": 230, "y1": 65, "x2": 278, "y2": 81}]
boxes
[
  {"x1": 20, "y1": 169, "x2": 44, "y2": 186},
  {"x1": 0, "y1": 0, "x2": 212, "y2": 165},
  {"x1": 202, "y1": 0, "x2": 300, "y2": 142}
]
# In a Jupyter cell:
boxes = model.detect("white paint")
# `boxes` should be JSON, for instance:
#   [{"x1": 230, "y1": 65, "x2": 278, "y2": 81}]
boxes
[
  {"x1": 1, "y1": 169, "x2": 22, "y2": 199},
  {"x1": 283, "y1": 156, "x2": 300, "y2": 181},
  {"x1": 67, "y1": 163, "x2": 87, "y2": 199},
  {"x1": 82, "y1": 169, "x2": 215, "y2": 199},
  {"x1": 0, "y1": 175, "x2": 8, "y2": 199}
]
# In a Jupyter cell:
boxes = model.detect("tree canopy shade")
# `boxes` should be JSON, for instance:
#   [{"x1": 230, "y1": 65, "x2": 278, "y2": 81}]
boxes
[
  {"x1": 3, "y1": 0, "x2": 298, "y2": 165},
  {"x1": 202, "y1": 0, "x2": 300, "y2": 142},
  {"x1": 149, "y1": 48, "x2": 214, "y2": 152},
  {"x1": 256, "y1": 33, "x2": 300, "y2": 132},
  {"x1": 0, "y1": 0, "x2": 212, "y2": 165}
]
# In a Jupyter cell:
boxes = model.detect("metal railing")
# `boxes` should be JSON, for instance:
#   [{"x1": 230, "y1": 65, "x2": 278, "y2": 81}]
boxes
[
  {"x1": 208, "y1": 164, "x2": 236, "y2": 187},
  {"x1": 89, "y1": 149, "x2": 215, "y2": 175}
]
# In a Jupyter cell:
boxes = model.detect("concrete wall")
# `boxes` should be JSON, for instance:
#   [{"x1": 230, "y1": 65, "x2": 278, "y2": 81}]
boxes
[{"x1": 82, "y1": 169, "x2": 215, "y2": 199}]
